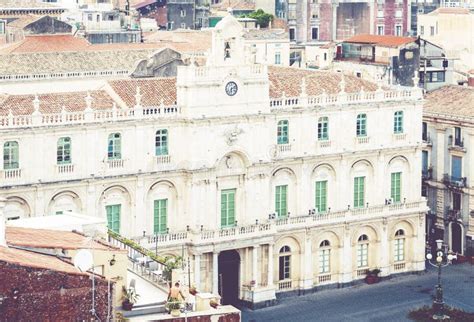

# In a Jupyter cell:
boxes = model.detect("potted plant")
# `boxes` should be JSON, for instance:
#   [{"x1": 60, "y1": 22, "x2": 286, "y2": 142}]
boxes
[
  {"x1": 209, "y1": 299, "x2": 219, "y2": 309},
  {"x1": 122, "y1": 287, "x2": 140, "y2": 311},
  {"x1": 166, "y1": 299, "x2": 181, "y2": 317},
  {"x1": 365, "y1": 268, "x2": 381, "y2": 284},
  {"x1": 189, "y1": 285, "x2": 198, "y2": 296}
]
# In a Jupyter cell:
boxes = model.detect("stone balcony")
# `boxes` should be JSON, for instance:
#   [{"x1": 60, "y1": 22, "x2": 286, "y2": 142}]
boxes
[{"x1": 133, "y1": 200, "x2": 428, "y2": 250}]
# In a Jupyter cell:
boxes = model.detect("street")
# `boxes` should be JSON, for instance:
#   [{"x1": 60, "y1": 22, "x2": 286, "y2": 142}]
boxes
[{"x1": 242, "y1": 264, "x2": 474, "y2": 322}]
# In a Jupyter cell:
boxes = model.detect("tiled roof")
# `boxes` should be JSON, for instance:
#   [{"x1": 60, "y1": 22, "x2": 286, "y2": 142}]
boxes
[
  {"x1": 143, "y1": 29, "x2": 212, "y2": 52},
  {"x1": 133, "y1": 0, "x2": 159, "y2": 9},
  {"x1": 424, "y1": 85, "x2": 474, "y2": 119},
  {"x1": 1, "y1": 35, "x2": 90, "y2": 54},
  {"x1": 108, "y1": 78, "x2": 177, "y2": 107},
  {"x1": 243, "y1": 29, "x2": 288, "y2": 40},
  {"x1": 0, "y1": 90, "x2": 114, "y2": 116},
  {"x1": 268, "y1": 66, "x2": 378, "y2": 98},
  {"x1": 428, "y1": 7, "x2": 471, "y2": 15},
  {"x1": 0, "y1": 245, "x2": 85, "y2": 275},
  {"x1": 343, "y1": 34, "x2": 417, "y2": 48},
  {"x1": 0, "y1": 49, "x2": 156, "y2": 75},
  {"x1": 6, "y1": 227, "x2": 120, "y2": 251},
  {"x1": 0, "y1": 0, "x2": 62, "y2": 9}
]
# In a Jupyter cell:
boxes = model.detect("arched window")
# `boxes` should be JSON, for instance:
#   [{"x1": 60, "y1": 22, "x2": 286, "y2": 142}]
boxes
[
  {"x1": 277, "y1": 120, "x2": 289, "y2": 144},
  {"x1": 357, "y1": 234, "x2": 369, "y2": 268},
  {"x1": 107, "y1": 133, "x2": 121, "y2": 160},
  {"x1": 3, "y1": 141, "x2": 19, "y2": 170},
  {"x1": 279, "y1": 246, "x2": 291, "y2": 280},
  {"x1": 393, "y1": 111, "x2": 404, "y2": 134},
  {"x1": 155, "y1": 129, "x2": 168, "y2": 156},
  {"x1": 394, "y1": 229, "x2": 405, "y2": 262},
  {"x1": 356, "y1": 114, "x2": 367, "y2": 137},
  {"x1": 319, "y1": 240, "x2": 331, "y2": 273},
  {"x1": 317, "y1": 117, "x2": 329, "y2": 141},
  {"x1": 57, "y1": 137, "x2": 71, "y2": 165}
]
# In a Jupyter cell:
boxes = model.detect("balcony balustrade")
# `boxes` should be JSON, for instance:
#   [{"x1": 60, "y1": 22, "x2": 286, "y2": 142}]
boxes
[
  {"x1": 442, "y1": 173, "x2": 467, "y2": 188},
  {"x1": 133, "y1": 200, "x2": 427, "y2": 249}
]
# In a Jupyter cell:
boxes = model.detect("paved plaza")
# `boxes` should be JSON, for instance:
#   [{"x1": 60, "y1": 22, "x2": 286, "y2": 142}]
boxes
[{"x1": 242, "y1": 264, "x2": 474, "y2": 322}]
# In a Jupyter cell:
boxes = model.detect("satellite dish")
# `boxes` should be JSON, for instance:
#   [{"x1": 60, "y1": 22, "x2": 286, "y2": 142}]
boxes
[{"x1": 74, "y1": 249, "x2": 94, "y2": 272}]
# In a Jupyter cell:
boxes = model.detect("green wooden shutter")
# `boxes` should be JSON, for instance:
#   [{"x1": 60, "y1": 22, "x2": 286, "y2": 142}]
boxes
[
  {"x1": 275, "y1": 185, "x2": 288, "y2": 217},
  {"x1": 354, "y1": 177, "x2": 365, "y2": 208},
  {"x1": 277, "y1": 120, "x2": 289, "y2": 144},
  {"x1": 315, "y1": 180, "x2": 327, "y2": 212},
  {"x1": 391, "y1": 172, "x2": 401, "y2": 203},
  {"x1": 106, "y1": 204, "x2": 121, "y2": 233},
  {"x1": 154, "y1": 199, "x2": 168, "y2": 234},
  {"x1": 221, "y1": 189, "x2": 236, "y2": 228}
]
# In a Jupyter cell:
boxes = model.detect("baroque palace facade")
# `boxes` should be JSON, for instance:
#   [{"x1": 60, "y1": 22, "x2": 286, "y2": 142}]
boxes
[{"x1": 0, "y1": 16, "x2": 427, "y2": 307}]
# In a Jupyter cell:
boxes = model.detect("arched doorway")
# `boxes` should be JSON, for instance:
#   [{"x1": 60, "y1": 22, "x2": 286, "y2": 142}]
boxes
[
  {"x1": 451, "y1": 223, "x2": 463, "y2": 254},
  {"x1": 218, "y1": 250, "x2": 240, "y2": 306}
]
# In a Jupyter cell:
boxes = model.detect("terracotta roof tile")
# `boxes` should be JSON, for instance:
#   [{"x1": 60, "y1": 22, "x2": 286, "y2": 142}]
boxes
[
  {"x1": 2, "y1": 35, "x2": 90, "y2": 54},
  {"x1": 108, "y1": 78, "x2": 177, "y2": 107},
  {"x1": 6, "y1": 227, "x2": 120, "y2": 251},
  {"x1": 0, "y1": 0, "x2": 61, "y2": 9},
  {"x1": 212, "y1": 0, "x2": 255, "y2": 11},
  {"x1": 268, "y1": 66, "x2": 378, "y2": 98},
  {"x1": 428, "y1": 7, "x2": 471, "y2": 15},
  {"x1": 424, "y1": 85, "x2": 474, "y2": 119},
  {"x1": 343, "y1": 34, "x2": 417, "y2": 48},
  {"x1": 0, "y1": 245, "x2": 85, "y2": 275},
  {"x1": 0, "y1": 90, "x2": 115, "y2": 116},
  {"x1": 6, "y1": 15, "x2": 43, "y2": 29}
]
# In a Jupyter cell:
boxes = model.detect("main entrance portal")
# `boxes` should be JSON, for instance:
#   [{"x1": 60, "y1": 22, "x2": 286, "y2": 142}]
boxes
[{"x1": 218, "y1": 250, "x2": 240, "y2": 306}]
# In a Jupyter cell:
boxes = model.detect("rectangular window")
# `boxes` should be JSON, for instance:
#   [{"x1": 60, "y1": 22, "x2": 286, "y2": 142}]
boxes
[
  {"x1": 420, "y1": 26, "x2": 424, "y2": 35},
  {"x1": 422, "y1": 150, "x2": 429, "y2": 173},
  {"x1": 394, "y1": 238, "x2": 405, "y2": 262},
  {"x1": 430, "y1": 26, "x2": 435, "y2": 36},
  {"x1": 395, "y1": 25, "x2": 402, "y2": 36},
  {"x1": 155, "y1": 129, "x2": 168, "y2": 155},
  {"x1": 422, "y1": 122, "x2": 428, "y2": 141},
  {"x1": 154, "y1": 199, "x2": 167, "y2": 234},
  {"x1": 354, "y1": 176, "x2": 365, "y2": 208},
  {"x1": 275, "y1": 185, "x2": 288, "y2": 218},
  {"x1": 221, "y1": 189, "x2": 236, "y2": 228},
  {"x1": 315, "y1": 180, "x2": 327, "y2": 213},
  {"x1": 391, "y1": 172, "x2": 402, "y2": 203},
  {"x1": 180, "y1": 9, "x2": 186, "y2": 17},
  {"x1": 357, "y1": 243, "x2": 368, "y2": 267},
  {"x1": 181, "y1": 23, "x2": 186, "y2": 29},
  {"x1": 3, "y1": 141, "x2": 19, "y2": 170},
  {"x1": 108, "y1": 133, "x2": 121, "y2": 160},
  {"x1": 319, "y1": 249, "x2": 330, "y2": 273},
  {"x1": 393, "y1": 111, "x2": 404, "y2": 134},
  {"x1": 356, "y1": 114, "x2": 367, "y2": 137},
  {"x1": 454, "y1": 127, "x2": 462, "y2": 146},
  {"x1": 453, "y1": 192, "x2": 461, "y2": 211},
  {"x1": 0, "y1": 21, "x2": 5, "y2": 34},
  {"x1": 277, "y1": 120, "x2": 289, "y2": 144},
  {"x1": 451, "y1": 156, "x2": 462, "y2": 181},
  {"x1": 106, "y1": 204, "x2": 121, "y2": 233},
  {"x1": 311, "y1": 27, "x2": 318, "y2": 40},
  {"x1": 57, "y1": 137, "x2": 72, "y2": 165},
  {"x1": 318, "y1": 117, "x2": 329, "y2": 140},
  {"x1": 275, "y1": 52, "x2": 281, "y2": 65},
  {"x1": 289, "y1": 28, "x2": 295, "y2": 41},
  {"x1": 279, "y1": 255, "x2": 290, "y2": 280},
  {"x1": 377, "y1": 25, "x2": 384, "y2": 35}
]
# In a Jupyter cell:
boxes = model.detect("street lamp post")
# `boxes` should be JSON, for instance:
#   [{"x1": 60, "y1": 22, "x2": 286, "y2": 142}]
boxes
[{"x1": 425, "y1": 239, "x2": 457, "y2": 320}]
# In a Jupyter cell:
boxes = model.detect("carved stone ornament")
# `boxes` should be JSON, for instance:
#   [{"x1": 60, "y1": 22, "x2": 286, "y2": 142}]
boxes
[{"x1": 224, "y1": 126, "x2": 244, "y2": 146}]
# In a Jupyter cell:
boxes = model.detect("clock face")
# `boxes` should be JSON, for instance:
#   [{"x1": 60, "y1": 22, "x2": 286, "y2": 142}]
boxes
[{"x1": 225, "y1": 81, "x2": 238, "y2": 96}]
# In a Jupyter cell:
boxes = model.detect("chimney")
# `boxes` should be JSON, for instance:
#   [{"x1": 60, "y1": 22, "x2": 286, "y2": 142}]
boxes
[
  {"x1": 468, "y1": 70, "x2": 474, "y2": 87},
  {"x1": 0, "y1": 198, "x2": 6, "y2": 247}
]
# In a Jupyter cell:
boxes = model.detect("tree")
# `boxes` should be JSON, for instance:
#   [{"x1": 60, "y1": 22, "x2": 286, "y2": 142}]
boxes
[{"x1": 244, "y1": 9, "x2": 274, "y2": 28}]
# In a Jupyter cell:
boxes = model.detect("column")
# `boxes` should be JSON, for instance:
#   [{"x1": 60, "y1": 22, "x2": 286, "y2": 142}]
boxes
[
  {"x1": 267, "y1": 243, "x2": 274, "y2": 287},
  {"x1": 340, "y1": 227, "x2": 353, "y2": 283},
  {"x1": 380, "y1": 223, "x2": 389, "y2": 277},
  {"x1": 194, "y1": 254, "x2": 201, "y2": 290},
  {"x1": 302, "y1": 235, "x2": 313, "y2": 289},
  {"x1": 252, "y1": 246, "x2": 259, "y2": 286},
  {"x1": 212, "y1": 252, "x2": 219, "y2": 295}
]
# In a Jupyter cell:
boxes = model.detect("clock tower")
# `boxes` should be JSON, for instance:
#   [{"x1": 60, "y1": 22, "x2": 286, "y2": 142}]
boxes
[{"x1": 176, "y1": 14, "x2": 270, "y2": 118}]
